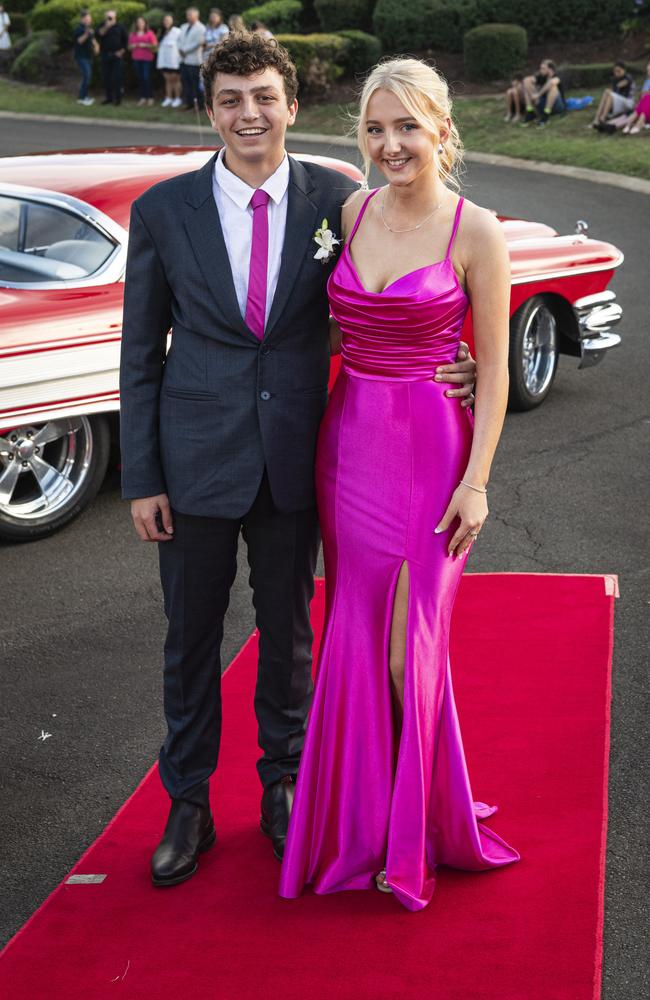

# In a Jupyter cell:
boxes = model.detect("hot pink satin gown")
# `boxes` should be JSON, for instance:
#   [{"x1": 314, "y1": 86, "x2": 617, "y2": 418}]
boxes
[{"x1": 279, "y1": 191, "x2": 520, "y2": 911}]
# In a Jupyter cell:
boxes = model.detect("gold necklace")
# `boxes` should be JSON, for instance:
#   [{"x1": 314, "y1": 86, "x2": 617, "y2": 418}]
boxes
[{"x1": 380, "y1": 188, "x2": 443, "y2": 234}]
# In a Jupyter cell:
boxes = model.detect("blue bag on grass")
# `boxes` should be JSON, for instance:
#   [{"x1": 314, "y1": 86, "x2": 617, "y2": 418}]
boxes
[{"x1": 565, "y1": 96, "x2": 594, "y2": 110}]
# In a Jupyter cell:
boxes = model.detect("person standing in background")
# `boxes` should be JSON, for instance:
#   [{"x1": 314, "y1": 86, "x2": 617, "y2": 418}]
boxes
[
  {"x1": 250, "y1": 21, "x2": 273, "y2": 39},
  {"x1": 178, "y1": 7, "x2": 205, "y2": 112},
  {"x1": 203, "y1": 8, "x2": 229, "y2": 60},
  {"x1": 157, "y1": 13, "x2": 182, "y2": 108},
  {"x1": 73, "y1": 9, "x2": 97, "y2": 106},
  {"x1": 0, "y1": 4, "x2": 11, "y2": 51},
  {"x1": 228, "y1": 13, "x2": 245, "y2": 33},
  {"x1": 98, "y1": 9, "x2": 128, "y2": 106},
  {"x1": 129, "y1": 15, "x2": 158, "y2": 107}
]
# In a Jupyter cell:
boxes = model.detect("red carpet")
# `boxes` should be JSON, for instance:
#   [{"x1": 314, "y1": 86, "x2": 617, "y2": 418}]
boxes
[{"x1": 0, "y1": 573, "x2": 615, "y2": 1000}]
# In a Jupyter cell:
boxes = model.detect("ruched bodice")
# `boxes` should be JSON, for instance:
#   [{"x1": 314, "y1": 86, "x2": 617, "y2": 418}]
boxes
[{"x1": 327, "y1": 190, "x2": 469, "y2": 381}]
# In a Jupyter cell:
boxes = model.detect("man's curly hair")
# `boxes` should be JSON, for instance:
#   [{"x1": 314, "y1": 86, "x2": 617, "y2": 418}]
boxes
[{"x1": 201, "y1": 31, "x2": 299, "y2": 107}]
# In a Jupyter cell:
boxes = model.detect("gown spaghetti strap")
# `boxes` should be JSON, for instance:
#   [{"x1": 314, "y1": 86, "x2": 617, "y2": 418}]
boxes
[{"x1": 279, "y1": 190, "x2": 520, "y2": 911}]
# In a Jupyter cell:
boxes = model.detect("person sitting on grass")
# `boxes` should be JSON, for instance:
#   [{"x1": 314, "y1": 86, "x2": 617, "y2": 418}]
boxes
[
  {"x1": 504, "y1": 73, "x2": 525, "y2": 122},
  {"x1": 521, "y1": 59, "x2": 566, "y2": 127},
  {"x1": 603, "y1": 62, "x2": 650, "y2": 134},
  {"x1": 589, "y1": 62, "x2": 635, "y2": 128},
  {"x1": 622, "y1": 91, "x2": 650, "y2": 134}
]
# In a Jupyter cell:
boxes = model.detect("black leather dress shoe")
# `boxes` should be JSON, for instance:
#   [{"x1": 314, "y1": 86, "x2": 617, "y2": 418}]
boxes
[
  {"x1": 151, "y1": 799, "x2": 216, "y2": 887},
  {"x1": 260, "y1": 776, "x2": 295, "y2": 861}
]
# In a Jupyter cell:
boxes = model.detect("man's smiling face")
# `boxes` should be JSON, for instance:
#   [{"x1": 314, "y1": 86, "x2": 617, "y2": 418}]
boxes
[{"x1": 206, "y1": 68, "x2": 298, "y2": 166}]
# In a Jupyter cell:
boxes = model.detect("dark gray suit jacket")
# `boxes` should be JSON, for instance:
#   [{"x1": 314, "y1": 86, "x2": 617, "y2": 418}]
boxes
[{"x1": 119, "y1": 152, "x2": 359, "y2": 517}]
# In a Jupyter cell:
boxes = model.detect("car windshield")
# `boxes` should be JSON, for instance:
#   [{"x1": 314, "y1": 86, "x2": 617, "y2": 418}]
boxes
[{"x1": 0, "y1": 195, "x2": 115, "y2": 284}]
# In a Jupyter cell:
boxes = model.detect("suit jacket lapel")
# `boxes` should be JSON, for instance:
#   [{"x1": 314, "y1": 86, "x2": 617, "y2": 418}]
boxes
[
  {"x1": 264, "y1": 156, "x2": 319, "y2": 340},
  {"x1": 183, "y1": 152, "x2": 256, "y2": 342}
]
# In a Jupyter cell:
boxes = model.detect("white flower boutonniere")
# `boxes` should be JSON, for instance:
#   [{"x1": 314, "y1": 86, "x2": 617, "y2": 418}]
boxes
[{"x1": 313, "y1": 218, "x2": 340, "y2": 264}]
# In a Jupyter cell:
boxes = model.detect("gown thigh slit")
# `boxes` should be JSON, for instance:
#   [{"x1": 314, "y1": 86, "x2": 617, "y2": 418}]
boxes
[{"x1": 279, "y1": 191, "x2": 520, "y2": 912}]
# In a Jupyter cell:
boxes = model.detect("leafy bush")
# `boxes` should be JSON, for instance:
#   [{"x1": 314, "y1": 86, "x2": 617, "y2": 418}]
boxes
[
  {"x1": 314, "y1": 0, "x2": 374, "y2": 33},
  {"x1": 336, "y1": 29, "x2": 382, "y2": 76},
  {"x1": 30, "y1": 0, "x2": 147, "y2": 45},
  {"x1": 373, "y1": 0, "x2": 480, "y2": 54},
  {"x1": 142, "y1": 7, "x2": 170, "y2": 32},
  {"x1": 556, "y1": 62, "x2": 650, "y2": 88},
  {"x1": 557, "y1": 63, "x2": 613, "y2": 88},
  {"x1": 242, "y1": 0, "x2": 302, "y2": 33},
  {"x1": 5, "y1": 32, "x2": 37, "y2": 60},
  {"x1": 5, "y1": 12, "x2": 28, "y2": 36},
  {"x1": 10, "y1": 30, "x2": 59, "y2": 83},
  {"x1": 4, "y1": 0, "x2": 34, "y2": 13},
  {"x1": 276, "y1": 32, "x2": 350, "y2": 95},
  {"x1": 474, "y1": 0, "x2": 635, "y2": 44},
  {"x1": 463, "y1": 23, "x2": 527, "y2": 81}
]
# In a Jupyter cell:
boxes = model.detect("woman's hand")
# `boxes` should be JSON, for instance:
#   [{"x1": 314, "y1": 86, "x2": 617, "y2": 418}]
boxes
[{"x1": 434, "y1": 482, "x2": 488, "y2": 557}]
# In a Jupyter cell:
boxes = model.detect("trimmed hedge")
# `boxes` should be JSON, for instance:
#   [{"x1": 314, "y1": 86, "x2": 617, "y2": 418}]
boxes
[
  {"x1": 371, "y1": 0, "x2": 636, "y2": 50},
  {"x1": 373, "y1": 0, "x2": 480, "y2": 54},
  {"x1": 30, "y1": 0, "x2": 147, "y2": 45},
  {"x1": 557, "y1": 63, "x2": 628, "y2": 88},
  {"x1": 276, "y1": 32, "x2": 349, "y2": 95},
  {"x1": 336, "y1": 29, "x2": 382, "y2": 76},
  {"x1": 464, "y1": 23, "x2": 527, "y2": 81},
  {"x1": 474, "y1": 0, "x2": 635, "y2": 44},
  {"x1": 10, "y1": 30, "x2": 59, "y2": 83},
  {"x1": 242, "y1": 0, "x2": 302, "y2": 33},
  {"x1": 314, "y1": 0, "x2": 374, "y2": 33}
]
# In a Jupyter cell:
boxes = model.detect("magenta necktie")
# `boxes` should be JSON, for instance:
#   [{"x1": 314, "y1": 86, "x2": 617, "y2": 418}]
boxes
[{"x1": 245, "y1": 189, "x2": 270, "y2": 340}]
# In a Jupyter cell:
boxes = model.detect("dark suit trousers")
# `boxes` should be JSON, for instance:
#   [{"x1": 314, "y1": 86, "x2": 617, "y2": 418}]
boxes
[
  {"x1": 101, "y1": 52, "x2": 123, "y2": 103},
  {"x1": 157, "y1": 471, "x2": 319, "y2": 807}
]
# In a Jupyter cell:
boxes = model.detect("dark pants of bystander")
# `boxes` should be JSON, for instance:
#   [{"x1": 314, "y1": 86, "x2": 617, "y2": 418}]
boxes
[
  {"x1": 101, "y1": 51, "x2": 124, "y2": 103},
  {"x1": 180, "y1": 62, "x2": 202, "y2": 109}
]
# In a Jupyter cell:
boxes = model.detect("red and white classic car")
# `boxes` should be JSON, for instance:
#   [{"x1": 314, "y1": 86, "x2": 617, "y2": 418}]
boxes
[{"x1": 0, "y1": 147, "x2": 623, "y2": 541}]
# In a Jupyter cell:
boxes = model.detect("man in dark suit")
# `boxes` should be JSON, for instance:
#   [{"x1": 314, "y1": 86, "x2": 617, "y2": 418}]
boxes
[{"x1": 120, "y1": 32, "x2": 476, "y2": 887}]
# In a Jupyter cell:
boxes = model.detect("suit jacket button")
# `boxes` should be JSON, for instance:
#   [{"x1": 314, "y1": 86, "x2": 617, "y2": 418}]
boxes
[
  {"x1": 261, "y1": 346, "x2": 271, "y2": 356},
  {"x1": 260, "y1": 390, "x2": 271, "y2": 401}
]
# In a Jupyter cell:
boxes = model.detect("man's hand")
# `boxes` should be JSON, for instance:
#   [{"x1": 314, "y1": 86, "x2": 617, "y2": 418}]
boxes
[
  {"x1": 434, "y1": 340, "x2": 476, "y2": 408},
  {"x1": 131, "y1": 494, "x2": 174, "y2": 542}
]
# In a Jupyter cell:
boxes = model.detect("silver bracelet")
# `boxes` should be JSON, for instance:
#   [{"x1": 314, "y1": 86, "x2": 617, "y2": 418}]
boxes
[{"x1": 459, "y1": 479, "x2": 488, "y2": 494}]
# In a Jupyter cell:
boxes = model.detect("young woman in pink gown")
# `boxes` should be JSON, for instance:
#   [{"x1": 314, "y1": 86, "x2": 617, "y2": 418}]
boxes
[{"x1": 279, "y1": 58, "x2": 520, "y2": 911}]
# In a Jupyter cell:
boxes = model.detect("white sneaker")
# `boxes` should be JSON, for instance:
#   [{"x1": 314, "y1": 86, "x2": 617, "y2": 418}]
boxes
[
  {"x1": 161, "y1": 97, "x2": 173, "y2": 107},
  {"x1": 171, "y1": 97, "x2": 183, "y2": 108},
  {"x1": 77, "y1": 97, "x2": 94, "y2": 106}
]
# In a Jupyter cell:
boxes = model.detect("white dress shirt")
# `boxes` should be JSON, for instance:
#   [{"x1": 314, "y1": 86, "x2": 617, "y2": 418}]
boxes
[{"x1": 212, "y1": 147, "x2": 290, "y2": 330}]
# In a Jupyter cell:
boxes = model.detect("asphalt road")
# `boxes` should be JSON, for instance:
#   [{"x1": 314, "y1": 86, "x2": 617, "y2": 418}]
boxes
[{"x1": 1, "y1": 118, "x2": 648, "y2": 999}]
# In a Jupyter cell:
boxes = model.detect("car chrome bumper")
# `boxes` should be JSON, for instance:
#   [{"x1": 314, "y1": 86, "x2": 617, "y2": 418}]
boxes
[{"x1": 574, "y1": 290, "x2": 622, "y2": 369}]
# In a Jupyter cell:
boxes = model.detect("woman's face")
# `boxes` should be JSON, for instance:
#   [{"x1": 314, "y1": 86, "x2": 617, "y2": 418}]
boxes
[
  {"x1": 365, "y1": 88, "x2": 447, "y2": 188},
  {"x1": 135, "y1": 17, "x2": 145, "y2": 32},
  {"x1": 162, "y1": 15, "x2": 173, "y2": 29}
]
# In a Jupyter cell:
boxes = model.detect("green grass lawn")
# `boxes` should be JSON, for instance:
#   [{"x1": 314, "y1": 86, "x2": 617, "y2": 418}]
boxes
[{"x1": 1, "y1": 77, "x2": 648, "y2": 180}]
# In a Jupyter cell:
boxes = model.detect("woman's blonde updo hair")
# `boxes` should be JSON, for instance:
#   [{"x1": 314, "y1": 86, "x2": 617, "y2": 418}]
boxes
[{"x1": 355, "y1": 58, "x2": 464, "y2": 190}]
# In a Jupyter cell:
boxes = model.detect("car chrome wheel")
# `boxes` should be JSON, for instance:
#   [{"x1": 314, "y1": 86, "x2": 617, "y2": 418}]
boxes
[
  {"x1": 521, "y1": 304, "x2": 557, "y2": 397},
  {"x1": 0, "y1": 414, "x2": 110, "y2": 540},
  {"x1": 508, "y1": 297, "x2": 559, "y2": 411}
]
